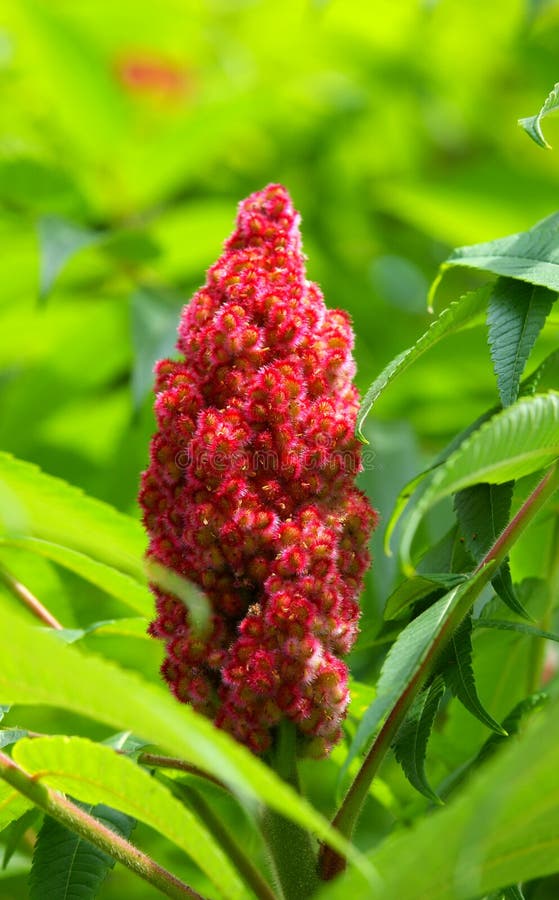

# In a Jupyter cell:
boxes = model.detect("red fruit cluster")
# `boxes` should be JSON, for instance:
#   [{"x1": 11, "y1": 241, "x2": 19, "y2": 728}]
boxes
[{"x1": 140, "y1": 184, "x2": 377, "y2": 756}]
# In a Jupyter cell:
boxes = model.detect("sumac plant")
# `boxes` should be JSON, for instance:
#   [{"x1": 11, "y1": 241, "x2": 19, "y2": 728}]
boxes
[{"x1": 1, "y1": 186, "x2": 559, "y2": 900}]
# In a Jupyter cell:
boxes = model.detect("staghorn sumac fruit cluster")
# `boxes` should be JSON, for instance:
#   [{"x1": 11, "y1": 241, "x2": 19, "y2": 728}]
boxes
[{"x1": 140, "y1": 184, "x2": 377, "y2": 756}]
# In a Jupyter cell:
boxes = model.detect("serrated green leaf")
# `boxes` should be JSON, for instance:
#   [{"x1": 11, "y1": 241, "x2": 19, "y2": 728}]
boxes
[
  {"x1": 384, "y1": 573, "x2": 466, "y2": 621},
  {"x1": 0, "y1": 611, "x2": 368, "y2": 874},
  {"x1": 518, "y1": 81, "x2": 559, "y2": 148},
  {"x1": 475, "y1": 692, "x2": 549, "y2": 768},
  {"x1": 356, "y1": 288, "x2": 489, "y2": 440},
  {"x1": 434, "y1": 212, "x2": 559, "y2": 296},
  {"x1": 2, "y1": 808, "x2": 41, "y2": 870},
  {"x1": 130, "y1": 286, "x2": 183, "y2": 410},
  {"x1": 15, "y1": 736, "x2": 244, "y2": 899},
  {"x1": 38, "y1": 215, "x2": 100, "y2": 301},
  {"x1": 343, "y1": 565, "x2": 497, "y2": 776},
  {"x1": 29, "y1": 803, "x2": 134, "y2": 900},
  {"x1": 393, "y1": 676, "x2": 445, "y2": 802},
  {"x1": 443, "y1": 616, "x2": 506, "y2": 735},
  {"x1": 395, "y1": 393, "x2": 559, "y2": 568},
  {"x1": 319, "y1": 689, "x2": 559, "y2": 900},
  {"x1": 454, "y1": 482, "x2": 528, "y2": 618},
  {"x1": 487, "y1": 278, "x2": 556, "y2": 407}
]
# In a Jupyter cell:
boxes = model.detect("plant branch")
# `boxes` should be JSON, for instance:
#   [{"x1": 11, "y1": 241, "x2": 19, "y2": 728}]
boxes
[
  {"x1": 0, "y1": 750, "x2": 204, "y2": 900},
  {"x1": 138, "y1": 753, "x2": 227, "y2": 791},
  {"x1": 0, "y1": 566, "x2": 63, "y2": 630},
  {"x1": 159, "y1": 773, "x2": 277, "y2": 900},
  {"x1": 320, "y1": 462, "x2": 559, "y2": 881}
]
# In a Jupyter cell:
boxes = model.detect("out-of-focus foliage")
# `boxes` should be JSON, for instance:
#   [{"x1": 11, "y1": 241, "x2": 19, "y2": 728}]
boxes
[{"x1": 2, "y1": 0, "x2": 559, "y2": 897}]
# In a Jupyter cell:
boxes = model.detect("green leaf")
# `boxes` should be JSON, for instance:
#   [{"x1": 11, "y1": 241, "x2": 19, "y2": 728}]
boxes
[
  {"x1": 2, "y1": 808, "x2": 41, "y2": 870},
  {"x1": 0, "y1": 780, "x2": 33, "y2": 834},
  {"x1": 0, "y1": 612, "x2": 368, "y2": 874},
  {"x1": 0, "y1": 452, "x2": 146, "y2": 583},
  {"x1": 384, "y1": 573, "x2": 466, "y2": 621},
  {"x1": 2, "y1": 538, "x2": 152, "y2": 617},
  {"x1": 518, "y1": 82, "x2": 559, "y2": 148},
  {"x1": 343, "y1": 565, "x2": 497, "y2": 775},
  {"x1": 356, "y1": 288, "x2": 489, "y2": 440},
  {"x1": 38, "y1": 215, "x2": 100, "y2": 301},
  {"x1": 15, "y1": 736, "x2": 245, "y2": 899},
  {"x1": 319, "y1": 689, "x2": 559, "y2": 900},
  {"x1": 434, "y1": 212, "x2": 559, "y2": 295},
  {"x1": 0, "y1": 729, "x2": 28, "y2": 749},
  {"x1": 454, "y1": 482, "x2": 528, "y2": 618},
  {"x1": 29, "y1": 803, "x2": 134, "y2": 900},
  {"x1": 130, "y1": 286, "x2": 182, "y2": 410},
  {"x1": 394, "y1": 393, "x2": 559, "y2": 568},
  {"x1": 487, "y1": 278, "x2": 556, "y2": 407},
  {"x1": 473, "y1": 619, "x2": 559, "y2": 644},
  {"x1": 392, "y1": 676, "x2": 445, "y2": 803},
  {"x1": 442, "y1": 615, "x2": 506, "y2": 735}
]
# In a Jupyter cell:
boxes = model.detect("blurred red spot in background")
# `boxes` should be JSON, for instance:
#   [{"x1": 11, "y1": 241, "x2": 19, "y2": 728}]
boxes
[{"x1": 116, "y1": 53, "x2": 192, "y2": 99}]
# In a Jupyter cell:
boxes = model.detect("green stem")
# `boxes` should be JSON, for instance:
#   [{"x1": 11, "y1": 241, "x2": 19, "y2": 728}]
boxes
[
  {"x1": 261, "y1": 723, "x2": 318, "y2": 900},
  {"x1": 320, "y1": 462, "x2": 559, "y2": 881},
  {"x1": 137, "y1": 753, "x2": 227, "y2": 791},
  {"x1": 0, "y1": 566, "x2": 63, "y2": 630},
  {"x1": 159, "y1": 774, "x2": 276, "y2": 900},
  {"x1": 0, "y1": 751, "x2": 203, "y2": 900}
]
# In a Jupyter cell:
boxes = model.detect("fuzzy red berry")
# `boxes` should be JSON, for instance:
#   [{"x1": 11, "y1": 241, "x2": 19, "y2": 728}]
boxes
[{"x1": 140, "y1": 184, "x2": 378, "y2": 756}]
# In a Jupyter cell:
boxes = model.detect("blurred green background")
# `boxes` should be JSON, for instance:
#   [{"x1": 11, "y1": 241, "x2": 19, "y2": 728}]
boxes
[{"x1": 1, "y1": 0, "x2": 559, "y2": 896}]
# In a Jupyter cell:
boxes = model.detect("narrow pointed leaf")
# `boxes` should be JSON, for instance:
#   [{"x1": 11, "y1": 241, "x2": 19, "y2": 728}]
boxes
[
  {"x1": 344, "y1": 565, "x2": 497, "y2": 774},
  {"x1": 29, "y1": 803, "x2": 134, "y2": 900},
  {"x1": 487, "y1": 278, "x2": 556, "y2": 407},
  {"x1": 2, "y1": 808, "x2": 41, "y2": 870},
  {"x1": 434, "y1": 211, "x2": 559, "y2": 295},
  {"x1": 443, "y1": 616, "x2": 506, "y2": 735},
  {"x1": 396, "y1": 393, "x2": 559, "y2": 568},
  {"x1": 38, "y1": 215, "x2": 100, "y2": 301},
  {"x1": 392, "y1": 676, "x2": 445, "y2": 802},
  {"x1": 356, "y1": 288, "x2": 489, "y2": 439},
  {"x1": 454, "y1": 482, "x2": 528, "y2": 617},
  {"x1": 0, "y1": 612, "x2": 368, "y2": 873},
  {"x1": 518, "y1": 81, "x2": 559, "y2": 148},
  {"x1": 473, "y1": 619, "x2": 559, "y2": 643},
  {"x1": 384, "y1": 573, "x2": 466, "y2": 621},
  {"x1": 15, "y1": 736, "x2": 245, "y2": 899}
]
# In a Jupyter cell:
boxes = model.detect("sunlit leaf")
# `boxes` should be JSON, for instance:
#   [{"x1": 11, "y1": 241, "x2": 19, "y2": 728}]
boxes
[
  {"x1": 433, "y1": 212, "x2": 559, "y2": 297},
  {"x1": 0, "y1": 611, "x2": 369, "y2": 873},
  {"x1": 16, "y1": 736, "x2": 244, "y2": 899},
  {"x1": 393, "y1": 393, "x2": 559, "y2": 568}
]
